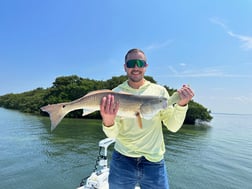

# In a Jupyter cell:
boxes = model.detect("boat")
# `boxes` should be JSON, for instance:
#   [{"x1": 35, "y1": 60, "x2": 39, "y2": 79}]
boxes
[{"x1": 76, "y1": 138, "x2": 140, "y2": 189}]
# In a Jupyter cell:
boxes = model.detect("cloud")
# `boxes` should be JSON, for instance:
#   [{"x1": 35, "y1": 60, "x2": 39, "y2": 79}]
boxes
[
  {"x1": 210, "y1": 17, "x2": 252, "y2": 50},
  {"x1": 144, "y1": 40, "x2": 173, "y2": 51},
  {"x1": 227, "y1": 31, "x2": 252, "y2": 50},
  {"x1": 168, "y1": 66, "x2": 178, "y2": 75},
  {"x1": 209, "y1": 17, "x2": 228, "y2": 30},
  {"x1": 179, "y1": 63, "x2": 187, "y2": 67},
  {"x1": 211, "y1": 95, "x2": 252, "y2": 107},
  {"x1": 233, "y1": 95, "x2": 252, "y2": 104},
  {"x1": 162, "y1": 66, "x2": 252, "y2": 78}
]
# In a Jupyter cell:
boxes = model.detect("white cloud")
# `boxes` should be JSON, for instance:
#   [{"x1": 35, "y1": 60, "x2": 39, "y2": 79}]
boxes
[
  {"x1": 160, "y1": 66, "x2": 252, "y2": 78},
  {"x1": 179, "y1": 63, "x2": 187, "y2": 67},
  {"x1": 233, "y1": 95, "x2": 252, "y2": 104},
  {"x1": 145, "y1": 40, "x2": 173, "y2": 51},
  {"x1": 209, "y1": 17, "x2": 228, "y2": 30},
  {"x1": 210, "y1": 17, "x2": 252, "y2": 50},
  {"x1": 227, "y1": 31, "x2": 252, "y2": 50},
  {"x1": 167, "y1": 66, "x2": 178, "y2": 74}
]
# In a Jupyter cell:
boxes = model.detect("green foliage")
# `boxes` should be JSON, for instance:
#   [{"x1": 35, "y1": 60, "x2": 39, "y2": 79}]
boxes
[
  {"x1": 0, "y1": 75, "x2": 213, "y2": 124},
  {"x1": 185, "y1": 101, "x2": 213, "y2": 124},
  {"x1": 0, "y1": 88, "x2": 47, "y2": 114}
]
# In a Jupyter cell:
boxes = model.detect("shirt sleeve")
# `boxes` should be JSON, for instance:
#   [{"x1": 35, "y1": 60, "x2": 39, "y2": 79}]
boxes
[
  {"x1": 102, "y1": 117, "x2": 121, "y2": 138},
  {"x1": 160, "y1": 104, "x2": 188, "y2": 132}
]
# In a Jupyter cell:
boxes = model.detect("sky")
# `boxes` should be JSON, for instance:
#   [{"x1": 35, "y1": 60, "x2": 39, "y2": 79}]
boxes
[{"x1": 0, "y1": 0, "x2": 252, "y2": 115}]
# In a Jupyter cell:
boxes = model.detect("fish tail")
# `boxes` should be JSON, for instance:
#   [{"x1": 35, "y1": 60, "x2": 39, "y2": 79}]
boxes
[
  {"x1": 168, "y1": 92, "x2": 181, "y2": 106},
  {"x1": 40, "y1": 103, "x2": 69, "y2": 131}
]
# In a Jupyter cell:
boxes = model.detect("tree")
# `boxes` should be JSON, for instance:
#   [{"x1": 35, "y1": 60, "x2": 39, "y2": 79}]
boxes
[{"x1": 0, "y1": 75, "x2": 213, "y2": 124}]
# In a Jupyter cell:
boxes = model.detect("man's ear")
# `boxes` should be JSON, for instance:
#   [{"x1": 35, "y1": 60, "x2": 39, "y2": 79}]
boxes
[{"x1": 124, "y1": 64, "x2": 127, "y2": 72}]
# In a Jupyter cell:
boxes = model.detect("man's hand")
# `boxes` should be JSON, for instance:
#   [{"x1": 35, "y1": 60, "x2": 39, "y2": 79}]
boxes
[
  {"x1": 100, "y1": 94, "x2": 119, "y2": 127},
  {"x1": 177, "y1": 85, "x2": 194, "y2": 106}
]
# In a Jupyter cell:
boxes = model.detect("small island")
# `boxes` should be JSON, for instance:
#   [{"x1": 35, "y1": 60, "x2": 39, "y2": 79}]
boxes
[{"x1": 0, "y1": 75, "x2": 212, "y2": 125}]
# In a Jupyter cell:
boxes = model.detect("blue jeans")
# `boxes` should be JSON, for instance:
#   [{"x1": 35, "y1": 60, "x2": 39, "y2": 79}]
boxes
[{"x1": 108, "y1": 150, "x2": 169, "y2": 189}]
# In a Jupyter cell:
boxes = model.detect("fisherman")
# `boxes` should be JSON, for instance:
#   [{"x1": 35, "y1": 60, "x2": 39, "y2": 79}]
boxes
[{"x1": 100, "y1": 48, "x2": 194, "y2": 189}]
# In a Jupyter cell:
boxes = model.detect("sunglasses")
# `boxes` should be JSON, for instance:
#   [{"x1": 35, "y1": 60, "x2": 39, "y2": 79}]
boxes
[{"x1": 125, "y1": 59, "x2": 147, "y2": 68}]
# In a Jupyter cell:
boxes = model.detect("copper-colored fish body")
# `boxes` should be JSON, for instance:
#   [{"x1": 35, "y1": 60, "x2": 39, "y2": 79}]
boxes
[{"x1": 41, "y1": 90, "x2": 179, "y2": 131}]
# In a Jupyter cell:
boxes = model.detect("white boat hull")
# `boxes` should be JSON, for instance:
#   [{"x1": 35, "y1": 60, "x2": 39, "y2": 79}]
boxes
[{"x1": 76, "y1": 138, "x2": 140, "y2": 189}]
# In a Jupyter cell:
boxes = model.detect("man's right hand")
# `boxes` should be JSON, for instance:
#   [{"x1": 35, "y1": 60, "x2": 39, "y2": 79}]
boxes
[{"x1": 100, "y1": 94, "x2": 119, "y2": 127}]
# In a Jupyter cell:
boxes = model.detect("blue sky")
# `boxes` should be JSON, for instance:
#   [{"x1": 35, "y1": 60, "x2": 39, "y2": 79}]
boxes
[{"x1": 1, "y1": 0, "x2": 252, "y2": 114}]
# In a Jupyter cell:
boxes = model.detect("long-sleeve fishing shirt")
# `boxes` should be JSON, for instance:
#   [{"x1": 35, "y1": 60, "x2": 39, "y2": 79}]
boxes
[{"x1": 102, "y1": 80, "x2": 188, "y2": 162}]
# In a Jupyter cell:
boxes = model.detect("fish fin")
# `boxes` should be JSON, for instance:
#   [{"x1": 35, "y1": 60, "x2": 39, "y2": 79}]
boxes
[
  {"x1": 82, "y1": 109, "x2": 96, "y2": 116},
  {"x1": 135, "y1": 112, "x2": 143, "y2": 129},
  {"x1": 84, "y1": 89, "x2": 112, "y2": 97},
  {"x1": 40, "y1": 102, "x2": 69, "y2": 131}
]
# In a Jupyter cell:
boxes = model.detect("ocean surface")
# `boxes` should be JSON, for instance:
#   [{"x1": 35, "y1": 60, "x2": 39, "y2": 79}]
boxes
[{"x1": 0, "y1": 107, "x2": 251, "y2": 189}]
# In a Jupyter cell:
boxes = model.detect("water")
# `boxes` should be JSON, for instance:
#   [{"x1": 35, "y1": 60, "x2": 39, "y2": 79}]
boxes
[{"x1": 0, "y1": 107, "x2": 251, "y2": 189}]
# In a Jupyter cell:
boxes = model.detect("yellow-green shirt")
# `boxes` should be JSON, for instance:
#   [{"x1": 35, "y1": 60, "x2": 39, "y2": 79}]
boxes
[{"x1": 102, "y1": 80, "x2": 188, "y2": 162}]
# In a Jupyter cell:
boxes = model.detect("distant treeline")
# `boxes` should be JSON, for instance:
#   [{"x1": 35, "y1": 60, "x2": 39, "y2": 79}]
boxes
[{"x1": 0, "y1": 75, "x2": 213, "y2": 124}]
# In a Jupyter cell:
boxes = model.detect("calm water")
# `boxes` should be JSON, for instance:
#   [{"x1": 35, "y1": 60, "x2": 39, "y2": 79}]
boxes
[{"x1": 0, "y1": 107, "x2": 251, "y2": 189}]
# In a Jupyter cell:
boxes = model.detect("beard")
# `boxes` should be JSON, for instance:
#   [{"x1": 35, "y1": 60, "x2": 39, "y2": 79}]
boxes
[{"x1": 127, "y1": 70, "x2": 144, "y2": 83}]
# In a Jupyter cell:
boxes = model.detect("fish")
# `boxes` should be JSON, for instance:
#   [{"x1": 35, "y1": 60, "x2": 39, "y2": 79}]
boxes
[{"x1": 40, "y1": 89, "x2": 181, "y2": 131}]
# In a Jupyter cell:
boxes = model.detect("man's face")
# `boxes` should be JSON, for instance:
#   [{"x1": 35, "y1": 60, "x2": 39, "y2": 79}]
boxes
[{"x1": 124, "y1": 52, "x2": 148, "y2": 83}]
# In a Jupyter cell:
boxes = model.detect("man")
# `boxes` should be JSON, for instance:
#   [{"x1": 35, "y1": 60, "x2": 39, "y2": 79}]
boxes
[{"x1": 100, "y1": 48, "x2": 194, "y2": 189}]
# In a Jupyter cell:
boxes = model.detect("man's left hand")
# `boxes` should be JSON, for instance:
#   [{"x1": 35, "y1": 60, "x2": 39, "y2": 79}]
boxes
[{"x1": 177, "y1": 85, "x2": 194, "y2": 106}]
